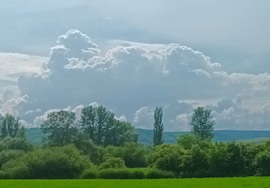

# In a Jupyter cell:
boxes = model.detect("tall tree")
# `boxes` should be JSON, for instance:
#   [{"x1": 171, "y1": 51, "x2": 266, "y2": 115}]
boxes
[
  {"x1": 96, "y1": 106, "x2": 115, "y2": 145},
  {"x1": 190, "y1": 107, "x2": 215, "y2": 140},
  {"x1": 153, "y1": 107, "x2": 164, "y2": 146},
  {"x1": 0, "y1": 114, "x2": 22, "y2": 139},
  {"x1": 80, "y1": 105, "x2": 114, "y2": 146},
  {"x1": 108, "y1": 120, "x2": 138, "y2": 146},
  {"x1": 80, "y1": 105, "x2": 138, "y2": 146},
  {"x1": 41, "y1": 110, "x2": 78, "y2": 146},
  {"x1": 80, "y1": 105, "x2": 96, "y2": 141}
]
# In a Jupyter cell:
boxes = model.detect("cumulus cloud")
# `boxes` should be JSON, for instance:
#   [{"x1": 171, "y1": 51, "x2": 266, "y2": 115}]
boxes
[
  {"x1": 0, "y1": 53, "x2": 46, "y2": 81},
  {"x1": 0, "y1": 88, "x2": 28, "y2": 117},
  {"x1": 0, "y1": 29, "x2": 268, "y2": 130},
  {"x1": 175, "y1": 114, "x2": 190, "y2": 131},
  {"x1": 133, "y1": 107, "x2": 154, "y2": 129}
]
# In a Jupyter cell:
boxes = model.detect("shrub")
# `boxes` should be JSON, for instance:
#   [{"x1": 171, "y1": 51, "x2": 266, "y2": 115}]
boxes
[
  {"x1": 104, "y1": 143, "x2": 147, "y2": 168},
  {"x1": 2, "y1": 145, "x2": 92, "y2": 179},
  {"x1": 255, "y1": 151, "x2": 270, "y2": 176},
  {"x1": 130, "y1": 170, "x2": 145, "y2": 179},
  {"x1": 0, "y1": 170, "x2": 6, "y2": 179},
  {"x1": 145, "y1": 169, "x2": 175, "y2": 179},
  {"x1": 0, "y1": 150, "x2": 25, "y2": 168},
  {"x1": 149, "y1": 144, "x2": 184, "y2": 175},
  {"x1": 180, "y1": 146, "x2": 209, "y2": 178},
  {"x1": 1, "y1": 137, "x2": 33, "y2": 151},
  {"x1": 81, "y1": 168, "x2": 98, "y2": 179},
  {"x1": 98, "y1": 168, "x2": 131, "y2": 179},
  {"x1": 99, "y1": 157, "x2": 126, "y2": 170}
]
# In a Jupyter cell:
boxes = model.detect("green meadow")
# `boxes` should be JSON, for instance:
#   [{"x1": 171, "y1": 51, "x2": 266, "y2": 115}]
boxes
[{"x1": 0, "y1": 177, "x2": 270, "y2": 188}]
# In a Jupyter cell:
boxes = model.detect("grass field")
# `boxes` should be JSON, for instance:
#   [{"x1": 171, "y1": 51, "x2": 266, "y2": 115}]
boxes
[{"x1": 0, "y1": 177, "x2": 270, "y2": 188}]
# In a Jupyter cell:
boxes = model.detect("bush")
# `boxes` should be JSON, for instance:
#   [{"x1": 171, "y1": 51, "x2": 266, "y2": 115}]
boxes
[
  {"x1": 4, "y1": 163, "x2": 29, "y2": 179},
  {"x1": 98, "y1": 168, "x2": 130, "y2": 179},
  {"x1": 98, "y1": 168, "x2": 146, "y2": 179},
  {"x1": 149, "y1": 144, "x2": 184, "y2": 175},
  {"x1": 2, "y1": 145, "x2": 92, "y2": 179},
  {"x1": 145, "y1": 169, "x2": 175, "y2": 179},
  {"x1": 1, "y1": 137, "x2": 33, "y2": 151},
  {"x1": 180, "y1": 146, "x2": 209, "y2": 178},
  {"x1": 104, "y1": 143, "x2": 147, "y2": 168},
  {"x1": 0, "y1": 150, "x2": 25, "y2": 168},
  {"x1": 130, "y1": 170, "x2": 145, "y2": 179},
  {"x1": 81, "y1": 168, "x2": 98, "y2": 179},
  {"x1": 0, "y1": 170, "x2": 6, "y2": 179},
  {"x1": 99, "y1": 157, "x2": 126, "y2": 170},
  {"x1": 255, "y1": 151, "x2": 270, "y2": 176},
  {"x1": 82, "y1": 168, "x2": 147, "y2": 179}
]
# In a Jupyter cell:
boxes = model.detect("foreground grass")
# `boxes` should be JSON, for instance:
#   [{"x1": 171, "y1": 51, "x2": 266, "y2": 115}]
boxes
[{"x1": 0, "y1": 177, "x2": 270, "y2": 188}]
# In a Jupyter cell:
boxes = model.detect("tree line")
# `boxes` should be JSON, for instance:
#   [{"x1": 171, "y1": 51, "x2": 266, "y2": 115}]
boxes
[{"x1": 0, "y1": 105, "x2": 270, "y2": 179}]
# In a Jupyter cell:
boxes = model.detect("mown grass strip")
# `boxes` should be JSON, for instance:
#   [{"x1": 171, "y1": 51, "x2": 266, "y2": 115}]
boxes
[{"x1": 0, "y1": 177, "x2": 269, "y2": 188}]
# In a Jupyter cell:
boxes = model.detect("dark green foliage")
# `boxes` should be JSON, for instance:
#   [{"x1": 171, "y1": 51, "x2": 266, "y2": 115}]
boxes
[
  {"x1": 0, "y1": 137, "x2": 33, "y2": 151},
  {"x1": 208, "y1": 142, "x2": 230, "y2": 177},
  {"x1": 2, "y1": 145, "x2": 92, "y2": 179},
  {"x1": 131, "y1": 170, "x2": 145, "y2": 179},
  {"x1": 73, "y1": 133, "x2": 104, "y2": 165},
  {"x1": 120, "y1": 143, "x2": 147, "y2": 168},
  {"x1": 80, "y1": 105, "x2": 115, "y2": 146},
  {"x1": 98, "y1": 168, "x2": 132, "y2": 179},
  {"x1": 145, "y1": 169, "x2": 175, "y2": 179},
  {"x1": 97, "y1": 168, "x2": 148, "y2": 179},
  {"x1": 181, "y1": 146, "x2": 209, "y2": 177},
  {"x1": 0, "y1": 170, "x2": 5, "y2": 179},
  {"x1": 112, "y1": 120, "x2": 138, "y2": 146},
  {"x1": 80, "y1": 105, "x2": 138, "y2": 146},
  {"x1": 104, "y1": 143, "x2": 147, "y2": 168},
  {"x1": 0, "y1": 137, "x2": 33, "y2": 169},
  {"x1": 41, "y1": 110, "x2": 78, "y2": 146},
  {"x1": 81, "y1": 168, "x2": 98, "y2": 179},
  {"x1": 0, "y1": 149, "x2": 25, "y2": 168},
  {"x1": 190, "y1": 107, "x2": 215, "y2": 140},
  {"x1": 153, "y1": 107, "x2": 164, "y2": 146},
  {"x1": 99, "y1": 157, "x2": 126, "y2": 170},
  {"x1": 178, "y1": 134, "x2": 201, "y2": 150},
  {"x1": 78, "y1": 167, "x2": 163, "y2": 180},
  {"x1": 240, "y1": 143, "x2": 263, "y2": 176},
  {"x1": 0, "y1": 114, "x2": 25, "y2": 139},
  {"x1": 224, "y1": 142, "x2": 247, "y2": 176},
  {"x1": 254, "y1": 151, "x2": 270, "y2": 176},
  {"x1": 149, "y1": 144, "x2": 184, "y2": 175}
]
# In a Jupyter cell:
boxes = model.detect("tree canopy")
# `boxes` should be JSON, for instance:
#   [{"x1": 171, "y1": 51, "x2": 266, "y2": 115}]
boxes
[
  {"x1": 41, "y1": 110, "x2": 78, "y2": 146},
  {"x1": 0, "y1": 114, "x2": 25, "y2": 139},
  {"x1": 190, "y1": 107, "x2": 215, "y2": 140},
  {"x1": 153, "y1": 107, "x2": 164, "y2": 146},
  {"x1": 80, "y1": 105, "x2": 138, "y2": 146}
]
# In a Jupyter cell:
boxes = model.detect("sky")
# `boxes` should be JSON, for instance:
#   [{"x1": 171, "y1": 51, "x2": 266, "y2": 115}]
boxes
[{"x1": 0, "y1": 0, "x2": 270, "y2": 131}]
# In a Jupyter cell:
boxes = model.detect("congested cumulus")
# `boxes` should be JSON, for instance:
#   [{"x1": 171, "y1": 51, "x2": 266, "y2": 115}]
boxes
[{"x1": 1, "y1": 29, "x2": 270, "y2": 131}]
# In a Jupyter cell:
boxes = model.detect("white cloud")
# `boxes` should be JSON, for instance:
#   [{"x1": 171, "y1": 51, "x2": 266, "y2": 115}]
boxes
[
  {"x1": 33, "y1": 108, "x2": 60, "y2": 127},
  {"x1": 115, "y1": 115, "x2": 127, "y2": 122},
  {"x1": 0, "y1": 53, "x2": 46, "y2": 81},
  {"x1": 1, "y1": 29, "x2": 270, "y2": 130},
  {"x1": 175, "y1": 114, "x2": 189, "y2": 131},
  {"x1": 133, "y1": 107, "x2": 154, "y2": 129}
]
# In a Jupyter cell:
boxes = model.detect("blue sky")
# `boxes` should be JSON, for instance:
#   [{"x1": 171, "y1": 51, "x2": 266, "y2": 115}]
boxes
[{"x1": 0, "y1": 0, "x2": 270, "y2": 130}]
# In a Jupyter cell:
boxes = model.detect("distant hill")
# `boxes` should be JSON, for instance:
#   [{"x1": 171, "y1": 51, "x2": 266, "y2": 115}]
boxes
[
  {"x1": 26, "y1": 128, "x2": 43, "y2": 145},
  {"x1": 25, "y1": 128, "x2": 270, "y2": 145}
]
